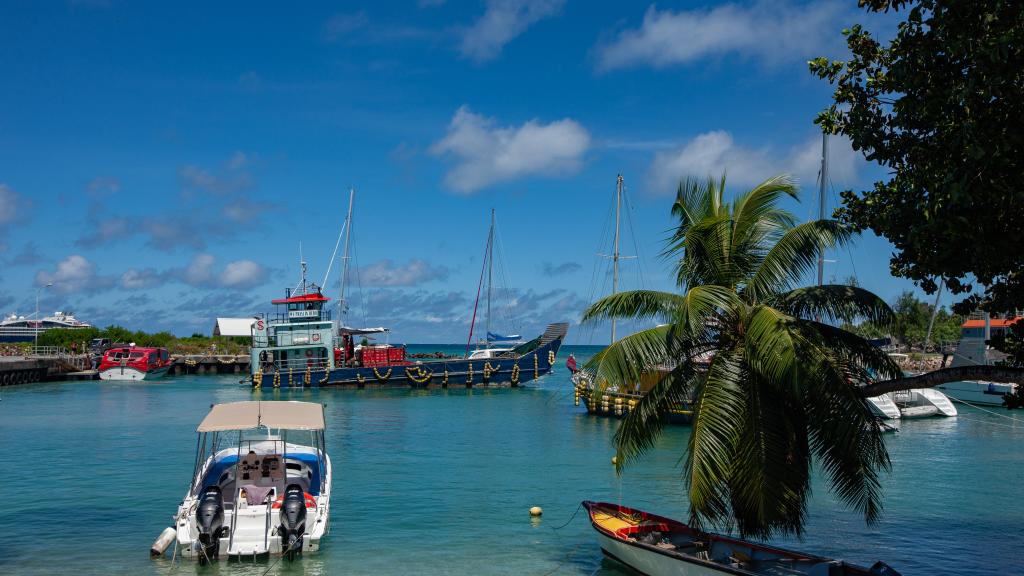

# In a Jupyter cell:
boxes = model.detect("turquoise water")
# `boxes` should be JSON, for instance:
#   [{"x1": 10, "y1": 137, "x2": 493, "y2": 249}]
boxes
[{"x1": 0, "y1": 344, "x2": 1022, "y2": 575}]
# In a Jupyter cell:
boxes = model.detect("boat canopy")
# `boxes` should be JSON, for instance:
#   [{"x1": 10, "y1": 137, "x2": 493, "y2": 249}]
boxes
[
  {"x1": 197, "y1": 401, "x2": 325, "y2": 432},
  {"x1": 339, "y1": 326, "x2": 388, "y2": 335},
  {"x1": 271, "y1": 292, "x2": 331, "y2": 305}
]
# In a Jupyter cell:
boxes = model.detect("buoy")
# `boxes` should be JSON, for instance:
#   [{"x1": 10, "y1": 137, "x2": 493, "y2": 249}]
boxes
[
  {"x1": 529, "y1": 506, "x2": 543, "y2": 517},
  {"x1": 150, "y1": 526, "x2": 176, "y2": 557},
  {"x1": 611, "y1": 456, "x2": 618, "y2": 465}
]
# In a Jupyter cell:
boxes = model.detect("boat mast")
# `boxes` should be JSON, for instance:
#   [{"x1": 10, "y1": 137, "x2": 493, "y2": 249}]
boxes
[
  {"x1": 338, "y1": 188, "x2": 355, "y2": 329},
  {"x1": 485, "y1": 209, "x2": 494, "y2": 346},
  {"x1": 817, "y1": 133, "x2": 828, "y2": 287},
  {"x1": 611, "y1": 174, "x2": 623, "y2": 343}
]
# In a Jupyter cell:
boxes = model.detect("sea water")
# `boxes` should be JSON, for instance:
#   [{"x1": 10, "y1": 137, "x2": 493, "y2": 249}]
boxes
[{"x1": 0, "y1": 344, "x2": 1021, "y2": 575}]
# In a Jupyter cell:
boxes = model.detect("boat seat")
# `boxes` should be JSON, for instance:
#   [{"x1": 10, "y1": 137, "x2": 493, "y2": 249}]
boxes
[{"x1": 239, "y1": 484, "x2": 275, "y2": 506}]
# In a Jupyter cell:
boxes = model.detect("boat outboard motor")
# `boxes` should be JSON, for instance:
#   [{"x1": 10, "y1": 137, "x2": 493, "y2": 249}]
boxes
[
  {"x1": 278, "y1": 484, "x2": 307, "y2": 560},
  {"x1": 195, "y1": 486, "x2": 225, "y2": 564}
]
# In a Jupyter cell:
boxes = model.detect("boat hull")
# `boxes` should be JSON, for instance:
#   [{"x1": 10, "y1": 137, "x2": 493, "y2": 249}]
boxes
[
  {"x1": 253, "y1": 335, "x2": 564, "y2": 389},
  {"x1": 99, "y1": 365, "x2": 170, "y2": 381},
  {"x1": 935, "y1": 380, "x2": 1015, "y2": 406},
  {"x1": 597, "y1": 529, "x2": 726, "y2": 576}
]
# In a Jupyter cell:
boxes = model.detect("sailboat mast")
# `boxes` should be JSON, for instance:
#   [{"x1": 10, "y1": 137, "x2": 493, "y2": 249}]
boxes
[
  {"x1": 612, "y1": 174, "x2": 623, "y2": 343},
  {"x1": 339, "y1": 188, "x2": 355, "y2": 328},
  {"x1": 485, "y1": 209, "x2": 494, "y2": 346},
  {"x1": 817, "y1": 134, "x2": 828, "y2": 287}
]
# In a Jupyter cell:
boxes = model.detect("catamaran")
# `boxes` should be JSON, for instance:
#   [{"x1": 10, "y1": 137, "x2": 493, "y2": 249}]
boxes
[{"x1": 155, "y1": 401, "x2": 331, "y2": 562}]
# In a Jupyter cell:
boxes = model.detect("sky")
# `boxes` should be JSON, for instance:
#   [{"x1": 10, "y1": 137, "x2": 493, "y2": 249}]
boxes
[{"x1": 0, "y1": 0, "x2": 927, "y2": 344}]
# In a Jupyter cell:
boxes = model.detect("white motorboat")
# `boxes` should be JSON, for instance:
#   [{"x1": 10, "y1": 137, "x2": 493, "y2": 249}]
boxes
[
  {"x1": 583, "y1": 501, "x2": 900, "y2": 576},
  {"x1": 156, "y1": 401, "x2": 331, "y2": 563},
  {"x1": 935, "y1": 314, "x2": 1020, "y2": 406}
]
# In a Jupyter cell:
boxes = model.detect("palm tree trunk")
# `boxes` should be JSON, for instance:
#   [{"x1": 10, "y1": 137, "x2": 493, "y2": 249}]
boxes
[{"x1": 862, "y1": 365, "x2": 1024, "y2": 396}]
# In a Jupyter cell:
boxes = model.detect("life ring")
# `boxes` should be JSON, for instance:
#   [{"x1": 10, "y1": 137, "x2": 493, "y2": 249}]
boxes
[
  {"x1": 272, "y1": 493, "x2": 317, "y2": 509},
  {"x1": 312, "y1": 333, "x2": 320, "y2": 342}
]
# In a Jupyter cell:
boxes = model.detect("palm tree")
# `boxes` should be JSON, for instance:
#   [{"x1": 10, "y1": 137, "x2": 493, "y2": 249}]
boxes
[{"x1": 582, "y1": 175, "x2": 901, "y2": 539}]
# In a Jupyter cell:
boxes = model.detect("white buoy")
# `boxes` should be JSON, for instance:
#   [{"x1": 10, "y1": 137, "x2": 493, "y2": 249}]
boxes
[
  {"x1": 611, "y1": 456, "x2": 618, "y2": 465},
  {"x1": 151, "y1": 527, "x2": 176, "y2": 557},
  {"x1": 529, "y1": 506, "x2": 543, "y2": 517}
]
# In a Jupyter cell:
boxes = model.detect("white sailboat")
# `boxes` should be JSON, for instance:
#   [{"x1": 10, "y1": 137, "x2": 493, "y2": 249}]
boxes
[{"x1": 466, "y1": 209, "x2": 523, "y2": 360}]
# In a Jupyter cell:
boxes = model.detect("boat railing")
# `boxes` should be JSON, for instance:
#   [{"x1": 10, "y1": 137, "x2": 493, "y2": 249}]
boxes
[
  {"x1": 260, "y1": 358, "x2": 332, "y2": 373},
  {"x1": 265, "y1": 310, "x2": 332, "y2": 325}
]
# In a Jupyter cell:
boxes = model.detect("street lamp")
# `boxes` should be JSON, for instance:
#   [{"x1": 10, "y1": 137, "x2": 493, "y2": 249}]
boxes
[{"x1": 34, "y1": 282, "x2": 53, "y2": 348}]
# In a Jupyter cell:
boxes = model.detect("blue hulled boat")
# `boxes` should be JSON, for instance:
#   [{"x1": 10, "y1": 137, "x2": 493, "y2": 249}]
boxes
[
  {"x1": 249, "y1": 190, "x2": 567, "y2": 389},
  {"x1": 248, "y1": 282, "x2": 567, "y2": 389}
]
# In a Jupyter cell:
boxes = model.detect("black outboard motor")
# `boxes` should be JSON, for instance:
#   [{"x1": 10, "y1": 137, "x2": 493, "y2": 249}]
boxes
[
  {"x1": 278, "y1": 484, "x2": 307, "y2": 560},
  {"x1": 195, "y1": 486, "x2": 225, "y2": 564}
]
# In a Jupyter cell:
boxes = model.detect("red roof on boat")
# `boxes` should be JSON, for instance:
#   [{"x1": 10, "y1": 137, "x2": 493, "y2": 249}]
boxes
[{"x1": 272, "y1": 292, "x2": 331, "y2": 305}]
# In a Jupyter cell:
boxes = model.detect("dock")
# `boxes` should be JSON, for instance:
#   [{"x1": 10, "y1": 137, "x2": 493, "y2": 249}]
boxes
[{"x1": 0, "y1": 348, "x2": 252, "y2": 385}]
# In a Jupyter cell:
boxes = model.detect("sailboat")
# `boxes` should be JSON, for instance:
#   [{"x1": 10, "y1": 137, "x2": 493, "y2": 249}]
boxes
[
  {"x1": 572, "y1": 176, "x2": 694, "y2": 422},
  {"x1": 466, "y1": 209, "x2": 524, "y2": 360},
  {"x1": 247, "y1": 191, "x2": 568, "y2": 388}
]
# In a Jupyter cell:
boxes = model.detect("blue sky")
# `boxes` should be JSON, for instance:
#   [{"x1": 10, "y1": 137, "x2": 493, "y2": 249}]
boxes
[{"x1": 0, "y1": 1, "x2": 925, "y2": 343}]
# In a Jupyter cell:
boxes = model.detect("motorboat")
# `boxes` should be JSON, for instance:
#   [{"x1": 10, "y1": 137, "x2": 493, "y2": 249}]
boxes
[
  {"x1": 98, "y1": 345, "x2": 171, "y2": 380},
  {"x1": 157, "y1": 401, "x2": 332, "y2": 562},
  {"x1": 583, "y1": 501, "x2": 901, "y2": 576},
  {"x1": 936, "y1": 314, "x2": 1020, "y2": 406}
]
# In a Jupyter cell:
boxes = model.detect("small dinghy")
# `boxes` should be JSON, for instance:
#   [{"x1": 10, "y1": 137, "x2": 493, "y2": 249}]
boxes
[
  {"x1": 583, "y1": 501, "x2": 900, "y2": 576},
  {"x1": 154, "y1": 401, "x2": 331, "y2": 563}
]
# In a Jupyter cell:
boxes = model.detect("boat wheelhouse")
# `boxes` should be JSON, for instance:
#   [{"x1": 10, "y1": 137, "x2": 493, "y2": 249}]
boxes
[
  {"x1": 97, "y1": 345, "x2": 171, "y2": 381},
  {"x1": 163, "y1": 401, "x2": 331, "y2": 562}
]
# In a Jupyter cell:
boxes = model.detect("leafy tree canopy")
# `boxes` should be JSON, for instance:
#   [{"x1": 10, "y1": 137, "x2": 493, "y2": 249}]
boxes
[{"x1": 810, "y1": 0, "x2": 1024, "y2": 314}]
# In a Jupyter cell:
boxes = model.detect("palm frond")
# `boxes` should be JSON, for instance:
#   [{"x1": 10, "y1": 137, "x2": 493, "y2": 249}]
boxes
[
  {"x1": 613, "y1": 360, "x2": 702, "y2": 471},
  {"x1": 770, "y1": 285, "x2": 895, "y2": 326},
  {"x1": 685, "y1": 350, "x2": 745, "y2": 530},
  {"x1": 742, "y1": 305, "x2": 800, "y2": 396},
  {"x1": 744, "y1": 220, "x2": 853, "y2": 301},
  {"x1": 580, "y1": 290, "x2": 685, "y2": 324},
  {"x1": 583, "y1": 324, "x2": 675, "y2": 392}
]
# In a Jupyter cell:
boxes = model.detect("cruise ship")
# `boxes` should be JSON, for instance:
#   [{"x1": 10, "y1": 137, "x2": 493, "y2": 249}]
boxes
[{"x1": 0, "y1": 311, "x2": 92, "y2": 342}]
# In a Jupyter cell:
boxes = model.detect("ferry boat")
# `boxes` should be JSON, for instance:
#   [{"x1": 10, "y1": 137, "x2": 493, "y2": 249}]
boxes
[
  {"x1": 0, "y1": 310, "x2": 92, "y2": 342},
  {"x1": 248, "y1": 278, "x2": 566, "y2": 388},
  {"x1": 935, "y1": 314, "x2": 1021, "y2": 406},
  {"x1": 247, "y1": 190, "x2": 567, "y2": 389},
  {"x1": 583, "y1": 501, "x2": 901, "y2": 576},
  {"x1": 156, "y1": 401, "x2": 331, "y2": 562},
  {"x1": 97, "y1": 345, "x2": 171, "y2": 380}
]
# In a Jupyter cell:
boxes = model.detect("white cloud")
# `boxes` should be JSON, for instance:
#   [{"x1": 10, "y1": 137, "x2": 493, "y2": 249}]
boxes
[
  {"x1": 120, "y1": 268, "x2": 166, "y2": 290},
  {"x1": 647, "y1": 131, "x2": 861, "y2": 195},
  {"x1": 460, "y1": 0, "x2": 564, "y2": 62},
  {"x1": 0, "y1": 184, "x2": 23, "y2": 224},
  {"x1": 219, "y1": 260, "x2": 267, "y2": 288},
  {"x1": 36, "y1": 255, "x2": 114, "y2": 294},
  {"x1": 595, "y1": 2, "x2": 844, "y2": 71},
  {"x1": 358, "y1": 259, "x2": 450, "y2": 286},
  {"x1": 182, "y1": 253, "x2": 216, "y2": 286},
  {"x1": 430, "y1": 106, "x2": 591, "y2": 193}
]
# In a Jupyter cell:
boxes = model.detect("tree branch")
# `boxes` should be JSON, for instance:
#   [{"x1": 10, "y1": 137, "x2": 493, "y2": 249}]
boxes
[{"x1": 861, "y1": 366, "x2": 1024, "y2": 397}]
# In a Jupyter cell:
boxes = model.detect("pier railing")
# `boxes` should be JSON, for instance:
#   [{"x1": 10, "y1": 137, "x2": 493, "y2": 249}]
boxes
[{"x1": 27, "y1": 346, "x2": 90, "y2": 370}]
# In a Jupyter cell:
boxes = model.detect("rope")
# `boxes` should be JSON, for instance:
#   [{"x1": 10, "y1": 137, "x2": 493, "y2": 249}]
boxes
[
  {"x1": 537, "y1": 503, "x2": 585, "y2": 576},
  {"x1": 261, "y1": 535, "x2": 302, "y2": 576},
  {"x1": 948, "y1": 396, "x2": 1024, "y2": 423},
  {"x1": 955, "y1": 415, "x2": 1023, "y2": 430}
]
